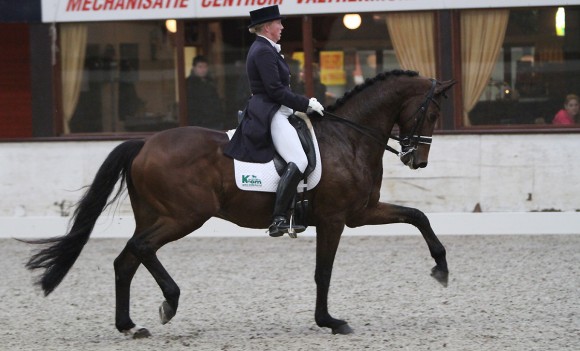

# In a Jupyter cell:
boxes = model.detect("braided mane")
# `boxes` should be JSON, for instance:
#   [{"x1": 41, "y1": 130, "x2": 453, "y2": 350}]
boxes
[{"x1": 326, "y1": 69, "x2": 419, "y2": 112}]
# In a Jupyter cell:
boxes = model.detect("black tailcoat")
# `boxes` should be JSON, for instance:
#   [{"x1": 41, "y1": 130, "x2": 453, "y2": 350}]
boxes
[{"x1": 223, "y1": 36, "x2": 309, "y2": 162}]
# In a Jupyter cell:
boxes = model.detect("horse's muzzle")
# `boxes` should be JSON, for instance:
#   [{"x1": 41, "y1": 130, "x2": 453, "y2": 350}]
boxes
[{"x1": 400, "y1": 148, "x2": 428, "y2": 169}]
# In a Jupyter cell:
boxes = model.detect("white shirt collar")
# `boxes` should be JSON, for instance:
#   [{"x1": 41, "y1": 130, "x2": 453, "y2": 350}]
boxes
[{"x1": 258, "y1": 35, "x2": 281, "y2": 53}]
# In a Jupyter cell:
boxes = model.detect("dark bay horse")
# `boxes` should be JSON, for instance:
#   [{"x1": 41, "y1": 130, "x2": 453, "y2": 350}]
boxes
[{"x1": 23, "y1": 70, "x2": 454, "y2": 337}]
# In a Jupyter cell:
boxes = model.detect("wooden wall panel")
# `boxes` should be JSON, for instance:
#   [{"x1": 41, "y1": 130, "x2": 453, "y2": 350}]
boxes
[{"x1": 0, "y1": 24, "x2": 33, "y2": 138}]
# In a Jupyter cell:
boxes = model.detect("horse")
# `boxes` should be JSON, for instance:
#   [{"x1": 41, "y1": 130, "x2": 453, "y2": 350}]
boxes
[{"x1": 23, "y1": 70, "x2": 455, "y2": 337}]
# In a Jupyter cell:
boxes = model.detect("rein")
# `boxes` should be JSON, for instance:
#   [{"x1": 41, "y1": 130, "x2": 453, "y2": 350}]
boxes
[
  {"x1": 322, "y1": 110, "x2": 400, "y2": 155},
  {"x1": 321, "y1": 79, "x2": 437, "y2": 158}
]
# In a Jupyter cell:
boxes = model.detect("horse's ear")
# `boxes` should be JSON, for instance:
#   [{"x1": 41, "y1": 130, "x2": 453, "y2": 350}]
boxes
[{"x1": 435, "y1": 79, "x2": 456, "y2": 98}]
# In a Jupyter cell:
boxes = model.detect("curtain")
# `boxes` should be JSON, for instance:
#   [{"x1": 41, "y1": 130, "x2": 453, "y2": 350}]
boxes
[
  {"x1": 461, "y1": 10, "x2": 509, "y2": 126},
  {"x1": 386, "y1": 11, "x2": 436, "y2": 79},
  {"x1": 60, "y1": 24, "x2": 88, "y2": 134}
]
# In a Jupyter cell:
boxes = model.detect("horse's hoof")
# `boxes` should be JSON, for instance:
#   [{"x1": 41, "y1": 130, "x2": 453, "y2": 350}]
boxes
[
  {"x1": 159, "y1": 300, "x2": 176, "y2": 325},
  {"x1": 123, "y1": 326, "x2": 151, "y2": 339},
  {"x1": 332, "y1": 323, "x2": 354, "y2": 335},
  {"x1": 133, "y1": 327, "x2": 152, "y2": 339},
  {"x1": 431, "y1": 266, "x2": 449, "y2": 287}
]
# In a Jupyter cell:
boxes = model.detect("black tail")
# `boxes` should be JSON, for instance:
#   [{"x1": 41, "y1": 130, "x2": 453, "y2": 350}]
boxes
[{"x1": 22, "y1": 139, "x2": 145, "y2": 296}]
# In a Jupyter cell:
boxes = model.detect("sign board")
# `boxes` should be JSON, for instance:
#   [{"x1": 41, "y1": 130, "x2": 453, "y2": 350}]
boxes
[
  {"x1": 42, "y1": 0, "x2": 575, "y2": 23},
  {"x1": 320, "y1": 51, "x2": 345, "y2": 86}
]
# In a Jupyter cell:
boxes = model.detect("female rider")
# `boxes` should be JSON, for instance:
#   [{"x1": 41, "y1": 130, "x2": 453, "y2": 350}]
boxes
[{"x1": 223, "y1": 5, "x2": 325, "y2": 237}]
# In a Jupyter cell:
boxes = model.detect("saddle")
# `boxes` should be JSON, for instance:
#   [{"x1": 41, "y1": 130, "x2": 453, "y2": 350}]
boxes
[
  {"x1": 233, "y1": 111, "x2": 319, "y2": 230},
  {"x1": 236, "y1": 110, "x2": 317, "y2": 178}
]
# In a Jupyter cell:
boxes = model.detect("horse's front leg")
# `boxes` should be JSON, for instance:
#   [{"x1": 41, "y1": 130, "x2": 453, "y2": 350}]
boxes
[
  {"x1": 348, "y1": 202, "x2": 449, "y2": 286},
  {"x1": 314, "y1": 220, "x2": 354, "y2": 335}
]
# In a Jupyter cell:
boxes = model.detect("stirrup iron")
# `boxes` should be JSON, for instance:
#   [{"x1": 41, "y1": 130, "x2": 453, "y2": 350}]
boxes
[{"x1": 287, "y1": 212, "x2": 297, "y2": 239}]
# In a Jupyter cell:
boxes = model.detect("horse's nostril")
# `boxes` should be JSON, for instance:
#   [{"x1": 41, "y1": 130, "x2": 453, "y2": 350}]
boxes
[{"x1": 417, "y1": 161, "x2": 428, "y2": 168}]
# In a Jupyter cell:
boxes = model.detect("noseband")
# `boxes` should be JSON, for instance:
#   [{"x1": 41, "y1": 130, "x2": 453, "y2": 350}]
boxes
[{"x1": 322, "y1": 78, "x2": 438, "y2": 158}]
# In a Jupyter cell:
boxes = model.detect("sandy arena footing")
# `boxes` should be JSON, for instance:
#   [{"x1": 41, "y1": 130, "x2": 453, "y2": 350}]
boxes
[{"x1": 1, "y1": 235, "x2": 578, "y2": 350}]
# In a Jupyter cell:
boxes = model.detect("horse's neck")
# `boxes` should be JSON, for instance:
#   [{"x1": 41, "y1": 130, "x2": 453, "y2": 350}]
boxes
[
  {"x1": 337, "y1": 89, "x2": 399, "y2": 139},
  {"x1": 316, "y1": 104, "x2": 396, "y2": 164},
  {"x1": 317, "y1": 76, "x2": 413, "y2": 160}
]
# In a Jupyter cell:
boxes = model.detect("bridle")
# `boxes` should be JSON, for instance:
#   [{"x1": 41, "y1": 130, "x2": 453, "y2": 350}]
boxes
[
  {"x1": 322, "y1": 78, "x2": 438, "y2": 159},
  {"x1": 395, "y1": 78, "x2": 438, "y2": 158}
]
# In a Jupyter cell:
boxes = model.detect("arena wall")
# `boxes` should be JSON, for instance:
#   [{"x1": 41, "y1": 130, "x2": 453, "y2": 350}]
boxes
[{"x1": 1, "y1": 134, "x2": 579, "y2": 237}]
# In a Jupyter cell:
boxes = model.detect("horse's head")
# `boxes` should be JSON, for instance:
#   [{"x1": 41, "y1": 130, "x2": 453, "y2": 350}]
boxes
[{"x1": 396, "y1": 78, "x2": 455, "y2": 169}]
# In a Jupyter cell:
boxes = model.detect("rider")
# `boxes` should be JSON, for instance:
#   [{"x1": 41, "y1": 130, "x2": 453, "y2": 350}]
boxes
[{"x1": 223, "y1": 5, "x2": 325, "y2": 237}]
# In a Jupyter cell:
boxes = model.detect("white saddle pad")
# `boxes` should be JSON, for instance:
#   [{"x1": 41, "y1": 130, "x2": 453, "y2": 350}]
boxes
[{"x1": 226, "y1": 115, "x2": 322, "y2": 193}]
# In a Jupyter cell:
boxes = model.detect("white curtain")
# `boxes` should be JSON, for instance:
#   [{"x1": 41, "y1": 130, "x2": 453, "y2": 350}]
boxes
[
  {"x1": 386, "y1": 11, "x2": 436, "y2": 78},
  {"x1": 60, "y1": 24, "x2": 88, "y2": 134}
]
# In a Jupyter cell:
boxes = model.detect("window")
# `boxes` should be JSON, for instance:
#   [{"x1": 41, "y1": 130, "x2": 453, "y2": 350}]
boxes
[
  {"x1": 182, "y1": 18, "x2": 256, "y2": 130},
  {"x1": 464, "y1": 7, "x2": 580, "y2": 127},
  {"x1": 309, "y1": 13, "x2": 403, "y2": 105},
  {"x1": 53, "y1": 5, "x2": 580, "y2": 137},
  {"x1": 56, "y1": 14, "x2": 428, "y2": 135},
  {"x1": 61, "y1": 21, "x2": 178, "y2": 134}
]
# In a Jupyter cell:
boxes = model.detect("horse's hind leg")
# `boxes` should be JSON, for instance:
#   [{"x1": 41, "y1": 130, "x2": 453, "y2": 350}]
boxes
[
  {"x1": 114, "y1": 246, "x2": 151, "y2": 338},
  {"x1": 126, "y1": 219, "x2": 206, "y2": 327},
  {"x1": 349, "y1": 202, "x2": 449, "y2": 286},
  {"x1": 114, "y1": 221, "x2": 189, "y2": 339}
]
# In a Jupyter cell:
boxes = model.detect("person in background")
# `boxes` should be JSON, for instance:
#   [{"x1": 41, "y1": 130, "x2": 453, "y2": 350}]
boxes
[
  {"x1": 552, "y1": 94, "x2": 579, "y2": 125},
  {"x1": 186, "y1": 55, "x2": 224, "y2": 129},
  {"x1": 223, "y1": 5, "x2": 325, "y2": 237}
]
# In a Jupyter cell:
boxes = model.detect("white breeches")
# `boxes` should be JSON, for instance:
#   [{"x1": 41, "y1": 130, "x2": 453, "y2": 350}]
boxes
[{"x1": 271, "y1": 105, "x2": 308, "y2": 173}]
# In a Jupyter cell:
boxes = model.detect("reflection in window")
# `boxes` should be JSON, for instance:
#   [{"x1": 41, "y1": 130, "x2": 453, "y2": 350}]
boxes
[
  {"x1": 64, "y1": 21, "x2": 178, "y2": 134},
  {"x1": 467, "y1": 7, "x2": 580, "y2": 126},
  {"x1": 310, "y1": 14, "x2": 403, "y2": 105}
]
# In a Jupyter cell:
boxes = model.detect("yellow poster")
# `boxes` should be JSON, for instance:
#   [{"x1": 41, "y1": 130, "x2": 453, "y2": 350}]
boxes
[{"x1": 320, "y1": 51, "x2": 345, "y2": 86}]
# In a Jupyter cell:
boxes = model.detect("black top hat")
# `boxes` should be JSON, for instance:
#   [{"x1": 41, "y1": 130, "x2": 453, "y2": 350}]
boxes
[{"x1": 248, "y1": 5, "x2": 284, "y2": 28}]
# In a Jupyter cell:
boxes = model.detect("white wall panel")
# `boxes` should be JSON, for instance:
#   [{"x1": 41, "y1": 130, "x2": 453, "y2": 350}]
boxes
[{"x1": 1, "y1": 134, "x2": 579, "y2": 221}]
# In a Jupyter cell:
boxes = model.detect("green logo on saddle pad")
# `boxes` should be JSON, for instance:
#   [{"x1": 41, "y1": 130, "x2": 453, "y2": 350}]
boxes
[{"x1": 241, "y1": 174, "x2": 262, "y2": 187}]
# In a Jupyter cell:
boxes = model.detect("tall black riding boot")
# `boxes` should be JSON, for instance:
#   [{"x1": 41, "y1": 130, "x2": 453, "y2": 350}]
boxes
[{"x1": 268, "y1": 162, "x2": 306, "y2": 237}]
